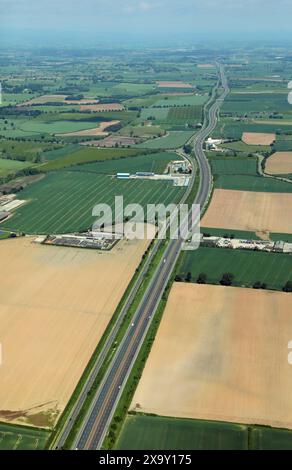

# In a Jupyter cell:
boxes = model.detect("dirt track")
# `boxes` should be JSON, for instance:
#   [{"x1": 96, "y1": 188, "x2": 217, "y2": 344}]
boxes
[
  {"x1": 201, "y1": 189, "x2": 292, "y2": 234},
  {"x1": 132, "y1": 283, "x2": 292, "y2": 429},
  {"x1": 0, "y1": 230, "x2": 153, "y2": 427}
]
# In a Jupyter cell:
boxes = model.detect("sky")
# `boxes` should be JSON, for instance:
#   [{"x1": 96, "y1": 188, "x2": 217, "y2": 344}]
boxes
[{"x1": 1, "y1": 0, "x2": 292, "y2": 44}]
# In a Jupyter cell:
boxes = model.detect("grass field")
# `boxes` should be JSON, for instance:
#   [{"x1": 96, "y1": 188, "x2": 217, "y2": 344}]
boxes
[
  {"x1": 2, "y1": 171, "x2": 185, "y2": 234},
  {"x1": 0, "y1": 423, "x2": 49, "y2": 450},
  {"x1": 116, "y1": 415, "x2": 248, "y2": 450},
  {"x1": 69, "y1": 151, "x2": 178, "y2": 175},
  {"x1": 0, "y1": 158, "x2": 32, "y2": 177},
  {"x1": 41, "y1": 147, "x2": 145, "y2": 171},
  {"x1": 135, "y1": 131, "x2": 194, "y2": 149},
  {"x1": 178, "y1": 246, "x2": 292, "y2": 290},
  {"x1": 0, "y1": 140, "x2": 59, "y2": 162},
  {"x1": 116, "y1": 414, "x2": 292, "y2": 450}
]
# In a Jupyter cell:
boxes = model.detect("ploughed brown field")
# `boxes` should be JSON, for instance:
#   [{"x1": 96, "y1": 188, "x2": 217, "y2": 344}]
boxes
[
  {"x1": 242, "y1": 132, "x2": 276, "y2": 145},
  {"x1": 201, "y1": 189, "x2": 292, "y2": 234},
  {"x1": 0, "y1": 230, "x2": 153, "y2": 427},
  {"x1": 80, "y1": 103, "x2": 124, "y2": 112},
  {"x1": 57, "y1": 120, "x2": 120, "y2": 137},
  {"x1": 131, "y1": 283, "x2": 292, "y2": 429},
  {"x1": 265, "y1": 152, "x2": 292, "y2": 175}
]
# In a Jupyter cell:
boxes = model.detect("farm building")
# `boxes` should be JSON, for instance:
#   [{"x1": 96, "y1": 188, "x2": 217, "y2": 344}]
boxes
[{"x1": 117, "y1": 173, "x2": 130, "y2": 179}]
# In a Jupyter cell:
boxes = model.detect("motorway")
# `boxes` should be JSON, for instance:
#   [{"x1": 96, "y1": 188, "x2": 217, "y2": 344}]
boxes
[{"x1": 70, "y1": 64, "x2": 229, "y2": 450}]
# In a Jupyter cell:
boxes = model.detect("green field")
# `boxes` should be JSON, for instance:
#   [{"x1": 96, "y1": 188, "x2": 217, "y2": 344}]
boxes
[
  {"x1": 20, "y1": 119, "x2": 98, "y2": 135},
  {"x1": 201, "y1": 227, "x2": 261, "y2": 240},
  {"x1": 222, "y1": 93, "x2": 291, "y2": 114},
  {"x1": 0, "y1": 423, "x2": 49, "y2": 450},
  {"x1": 136, "y1": 131, "x2": 194, "y2": 149},
  {"x1": 2, "y1": 171, "x2": 185, "y2": 234},
  {"x1": 167, "y1": 106, "x2": 202, "y2": 124},
  {"x1": 215, "y1": 120, "x2": 292, "y2": 140},
  {"x1": 0, "y1": 158, "x2": 32, "y2": 177},
  {"x1": 42, "y1": 144, "x2": 81, "y2": 161},
  {"x1": 220, "y1": 140, "x2": 271, "y2": 153},
  {"x1": 178, "y1": 246, "x2": 292, "y2": 290},
  {"x1": 209, "y1": 155, "x2": 292, "y2": 191},
  {"x1": 0, "y1": 139, "x2": 60, "y2": 162},
  {"x1": 139, "y1": 108, "x2": 169, "y2": 122},
  {"x1": 116, "y1": 414, "x2": 292, "y2": 450},
  {"x1": 210, "y1": 156, "x2": 257, "y2": 175},
  {"x1": 69, "y1": 151, "x2": 178, "y2": 175},
  {"x1": 41, "y1": 147, "x2": 146, "y2": 171},
  {"x1": 152, "y1": 95, "x2": 207, "y2": 107},
  {"x1": 214, "y1": 174, "x2": 292, "y2": 192}
]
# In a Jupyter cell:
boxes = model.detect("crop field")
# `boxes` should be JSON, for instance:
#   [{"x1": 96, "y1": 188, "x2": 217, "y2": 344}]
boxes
[
  {"x1": 202, "y1": 189, "x2": 292, "y2": 234},
  {"x1": 156, "y1": 81, "x2": 194, "y2": 89},
  {"x1": 57, "y1": 120, "x2": 120, "y2": 137},
  {"x1": 0, "y1": 423, "x2": 49, "y2": 450},
  {"x1": 17, "y1": 94, "x2": 69, "y2": 105},
  {"x1": 222, "y1": 93, "x2": 291, "y2": 114},
  {"x1": 214, "y1": 174, "x2": 292, "y2": 192},
  {"x1": 20, "y1": 119, "x2": 99, "y2": 135},
  {"x1": 69, "y1": 151, "x2": 178, "y2": 175},
  {"x1": 42, "y1": 147, "x2": 144, "y2": 171},
  {"x1": 178, "y1": 247, "x2": 292, "y2": 290},
  {"x1": 274, "y1": 137, "x2": 292, "y2": 152},
  {"x1": 116, "y1": 415, "x2": 248, "y2": 450},
  {"x1": 265, "y1": 152, "x2": 292, "y2": 175},
  {"x1": 136, "y1": 131, "x2": 194, "y2": 149},
  {"x1": 242, "y1": 132, "x2": 276, "y2": 145},
  {"x1": 220, "y1": 140, "x2": 271, "y2": 153},
  {"x1": 210, "y1": 157, "x2": 257, "y2": 176},
  {"x1": 113, "y1": 82, "x2": 155, "y2": 95},
  {"x1": 0, "y1": 233, "x2": 153, "y2": 426},
  {"x1": 117, "y1": 415, "x2": 292, "y2": 450},
  {"x1": 80, "y1": 103, "x2": 124, "y2": 112},
  {"x1": 131, "y1": 283, "x2": 292, "y2": 429},
  {"x1": 0, "y1": 92, "x2": 38, "y2": 107},
  {"x1": 215, "y1": 121, "x2": 292, "y2": 140},
  {"x1": 119, "y1": 124, "x2": 165, "y2": 138},
  {"x1": 42, "y1": 144, "x2": 81, "y2": 161},
  {"x1": 151, "y1": 95, "x2": 207, "y2": 107},
  {"x1": 139, "y1": 108, "x2": 169, "y2": 122},
  {"x1": 2, "y1": 171, "x2": 185, "y2": 234},
  {"x1": 167, "y1": 106, "x2": 202, "y2": 124}
]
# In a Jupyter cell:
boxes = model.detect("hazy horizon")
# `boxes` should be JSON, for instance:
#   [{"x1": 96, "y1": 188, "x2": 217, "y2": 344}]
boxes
[{"x1": 1, "y1": 0, "x2": 292, "y2": 47}]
